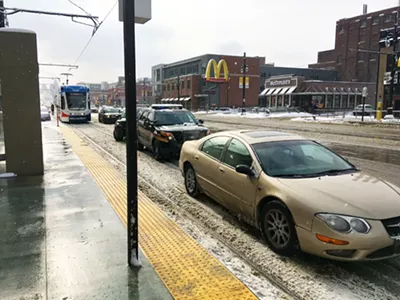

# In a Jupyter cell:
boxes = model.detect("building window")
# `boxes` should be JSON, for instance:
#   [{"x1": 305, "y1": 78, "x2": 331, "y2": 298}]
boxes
[
  {"x1": 360, "y1": 20, "x2": 367, "y2": 28},
  {"x1": 337, "y1": 55, "x2": 342, "y2": 64},
  {"x1": 338, "y1": 25, "x2": 344, "y2": 34},
  {"x1": 372, "y1": 16, "x2": 379, "y2": 25},
  {"x1": 172, "y1": 82, "x2": 175, "y2": 91},
  {"x1": 181, "y1": 81, "x2": 184, "y2": 89},
  {"x1": 156, "y1": 69, "x2": 161, "y2": 81},
  {"x1": 187, "y1": 79, "x2": 191, "y2": 89},
  {"x1": 385, "y1": 14, "x2": 393, "y2": 23}
]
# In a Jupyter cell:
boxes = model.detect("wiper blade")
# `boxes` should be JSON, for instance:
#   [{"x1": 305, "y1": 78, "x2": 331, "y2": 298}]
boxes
[
  {"x1": 313, "y1": 168, "x2": 357, "y2": 176},
  {"x1": 273, "y1": 174, "x2": 307, "y2": 178}
]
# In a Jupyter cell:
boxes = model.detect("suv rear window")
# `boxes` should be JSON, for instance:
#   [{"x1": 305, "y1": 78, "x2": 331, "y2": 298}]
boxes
[{"x1": 154, "y1": 110, "x2": 198, "y2": 126}]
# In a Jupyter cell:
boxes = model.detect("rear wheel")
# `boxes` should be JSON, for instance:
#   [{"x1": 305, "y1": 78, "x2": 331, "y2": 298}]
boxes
[
  {"x1": 261, "y1": 201, "x2": 299, "y2": 256},
  {"x1": 98, "y1": 115, "x2": 102, "y2": 123},
  {"x1": 184, "y1": 164, "x2": 200, "y2": 197}
]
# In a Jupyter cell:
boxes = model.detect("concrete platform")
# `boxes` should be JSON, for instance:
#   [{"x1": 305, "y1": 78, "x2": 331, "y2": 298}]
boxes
[{"x1": 0, "y1": 122, "x2": 172, "y2": 300}]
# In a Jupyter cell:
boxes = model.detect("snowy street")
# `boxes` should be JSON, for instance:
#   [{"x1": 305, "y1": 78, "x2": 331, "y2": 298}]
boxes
[{"x1": 67, "y1": 115, "x2": 400, "y2": 300}]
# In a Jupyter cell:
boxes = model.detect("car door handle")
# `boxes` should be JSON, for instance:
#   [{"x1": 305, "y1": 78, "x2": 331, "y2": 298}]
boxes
[
  {"x1": 194, "y1": 155, "x2": 199, "y2": 160},
  {"x1": 218, "y1": 167, "x2": 224, "y2": 173}
]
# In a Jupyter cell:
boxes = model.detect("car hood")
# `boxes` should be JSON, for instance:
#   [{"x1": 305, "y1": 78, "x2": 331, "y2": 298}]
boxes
[
  {"x1": 156, "y1": 124, "x2": 207, "y2": 132},
  {"x1": 104, "y1": 113, "x2": 121, "y2": 116},
  {"x1": 277, "y1": 171, "x2": 400, "y2": 220}
]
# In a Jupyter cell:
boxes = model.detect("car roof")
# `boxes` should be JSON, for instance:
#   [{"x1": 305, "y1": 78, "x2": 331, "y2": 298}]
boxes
[{"x1": 210, "y1": 130, "x2": 306, "y2": 144}]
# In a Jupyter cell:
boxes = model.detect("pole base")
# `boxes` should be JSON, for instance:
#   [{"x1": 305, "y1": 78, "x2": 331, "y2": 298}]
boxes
[{"x1": 129, "y1": 252, "x2": 142, "y2": 268}]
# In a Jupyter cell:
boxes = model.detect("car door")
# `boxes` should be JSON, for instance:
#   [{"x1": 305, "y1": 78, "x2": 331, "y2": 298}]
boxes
[
  {"x1": 137, "y1": 110, "x2": 150, "y2": 146},
  {"x1": 192, "y1": 136, "x2": 231, "y2": 205},
  {"x1": 214, "y1": 138, "x2": 258, "y2": 219}
]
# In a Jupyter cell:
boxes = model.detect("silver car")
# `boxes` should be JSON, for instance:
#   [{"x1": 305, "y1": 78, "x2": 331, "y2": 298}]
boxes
[{"x1": 40, "y1": 106, "x2": 51, "y2": 121}]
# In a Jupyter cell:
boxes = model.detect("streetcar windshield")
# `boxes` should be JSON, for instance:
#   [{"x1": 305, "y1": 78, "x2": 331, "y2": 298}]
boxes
[{"x1": 66, "y1": 92, "x2": 87, "y2": 111}]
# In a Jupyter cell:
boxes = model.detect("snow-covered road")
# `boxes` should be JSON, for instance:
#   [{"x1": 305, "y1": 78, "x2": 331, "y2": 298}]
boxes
[{"x1": 68, "y1": 117, "x2": 400, "y2": 300}]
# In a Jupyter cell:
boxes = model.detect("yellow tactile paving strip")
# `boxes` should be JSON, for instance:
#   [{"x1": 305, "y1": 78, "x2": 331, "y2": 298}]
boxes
[{"x1": 60, "y1": 126, "x2": 257, "y2": 300}]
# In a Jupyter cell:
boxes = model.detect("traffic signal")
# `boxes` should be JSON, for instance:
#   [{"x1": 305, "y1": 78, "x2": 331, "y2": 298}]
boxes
[{"x1": 379, "y1": 27, "x2": 400, "y2": 48}]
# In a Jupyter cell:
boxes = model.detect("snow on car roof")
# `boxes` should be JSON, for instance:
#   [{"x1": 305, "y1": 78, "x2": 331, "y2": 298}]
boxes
[{"x1": 211, "y1": 130, "x2": 304, "y2": 144}]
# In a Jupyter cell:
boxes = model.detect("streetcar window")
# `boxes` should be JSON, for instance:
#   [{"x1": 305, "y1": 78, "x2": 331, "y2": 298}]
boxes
[{"x1": 61, "y1": 96, "x2": 65, "y2": 110}]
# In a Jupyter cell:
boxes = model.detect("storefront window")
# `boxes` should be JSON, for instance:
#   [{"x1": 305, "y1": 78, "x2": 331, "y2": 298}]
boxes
[
  {"x1": 271, "y1": 96, "x2": 276, "y2": 107},
  {"x1": 284, "y1": 95, "x2": 290, "y2": 107},
  {"x1": 342, "y1": 95, "x2": 348, "y2": 108},
  {"x1": 326, "y1": 95, "x2": 333, "y2": 108},
  {"x1": 334, "y1": 95, "x2": 341, "y2": 108},
  {"x1": 349, "y1": 95, "x2": 355, "y2": 108},
  {"x1": 277, "y1": 95, "x2": 283, "y2": 107}
]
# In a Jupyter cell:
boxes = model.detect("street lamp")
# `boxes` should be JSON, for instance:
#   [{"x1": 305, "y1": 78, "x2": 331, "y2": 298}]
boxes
[{"x1": 61, "y1": 73, "x2": 73, "y2": 85}]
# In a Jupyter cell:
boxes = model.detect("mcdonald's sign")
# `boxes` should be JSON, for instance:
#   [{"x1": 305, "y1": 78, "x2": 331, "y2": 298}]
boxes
[{"x1": 205, "y1": 59, "x2": 229, "y2": 83}]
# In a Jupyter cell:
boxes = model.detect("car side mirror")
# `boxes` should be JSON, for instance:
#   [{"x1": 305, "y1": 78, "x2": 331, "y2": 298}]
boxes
[
  {"x1": 198, "y1": 119, "x2": 204, "y2": 124},
  {"x1": 235, "y1": 165, "x2": 255, "y2": 177}
]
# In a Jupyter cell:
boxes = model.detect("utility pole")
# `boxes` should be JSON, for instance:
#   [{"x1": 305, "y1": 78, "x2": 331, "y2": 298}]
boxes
[
  {"x1": 177, "y1": 74, "x2": 180, "y2": 101},
  {"x1": 241, "y1": 52, "x2": 247, "y2": 115},
  {"x1": 389, "y1": 11, "x2": 399, "y2": 110},
  {"x1": 0, "y1": 1, "x2": 5, "y2": 28},
  {"x1": 123, "y1": 0, "x2": 140, "y2": 268}
]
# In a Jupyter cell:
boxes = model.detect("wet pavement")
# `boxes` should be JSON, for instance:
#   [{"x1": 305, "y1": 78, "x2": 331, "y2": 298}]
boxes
[{"x1": 0, "y1": 122, "x2": 172, "y2": 300}]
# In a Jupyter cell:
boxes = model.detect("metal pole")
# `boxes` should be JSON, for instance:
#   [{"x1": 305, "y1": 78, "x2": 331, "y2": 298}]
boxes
[
  {"x1": 177, "y1": 74, "x2": 180, "y2": 101},
  {"x1": 389, "y1": 11, "x2": 399, "y2": 110},
  {"x1": 0, "y1": 1, "x2": 5, "y2": 28},
  {"x1": 241, "y1": 52, "x2": 246, "y2": 115},
  {"x1": 123, "y1": 0, "x2": 140, "y2": 268},
  {"x1": 361, "y1": 96, "x2": 365, "y2": 122}
]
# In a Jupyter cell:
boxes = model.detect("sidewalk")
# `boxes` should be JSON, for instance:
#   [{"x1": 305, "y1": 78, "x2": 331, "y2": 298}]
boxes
[{"x1": 0, "y1": 122, "x2": 172, "y2": 300}]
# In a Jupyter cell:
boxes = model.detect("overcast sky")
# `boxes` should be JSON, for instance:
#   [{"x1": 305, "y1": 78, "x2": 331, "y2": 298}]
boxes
[{"x1": 7, "y1": 0, "x2": 399, "y2": 84}]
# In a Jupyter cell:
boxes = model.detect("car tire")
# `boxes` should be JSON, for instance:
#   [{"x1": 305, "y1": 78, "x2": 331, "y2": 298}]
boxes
[
  {"x1": 137, "y1": 139, "x2": 144, "y2": 151},
  {"x1": 184, "y1": 164, "x2": 200, "y2": 198},
  {"x1": 114, "y1": 128, "x2": 124, "y2": 141},
  {"x1": 260, "y1": 200, "x2": 299, "y2": 257},
  {"x1": 152, "y1": 140, "x2": 162, "y2": 161},
  {"x1": 98, "y1": 116, "x2": 102, "y2": 123}
]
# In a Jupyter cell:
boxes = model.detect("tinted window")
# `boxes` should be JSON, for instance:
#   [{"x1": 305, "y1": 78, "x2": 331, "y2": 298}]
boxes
[
  {"x1": 154, "y1": 110, "x2": 197, "y2": 125},
  {"x1": 253, "y1": 140, "x2": 354, "y2": 178},
  {"x1": 201, "y1": 137, "x2": 230, "y2": 160},
  {"x1": 222, "y1": 139, "x2": 252, "y2": 168},
  {"x1": 104, "y1": 107, "x2": 121, "y2": 113}
]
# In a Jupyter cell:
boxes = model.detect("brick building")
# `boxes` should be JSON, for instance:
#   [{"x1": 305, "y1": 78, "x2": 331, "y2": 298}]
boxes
[
  {"x1": 309, "y1": 5, "x2": 400, "y2": 83},
  {"x1": 152, "y1": 54, "x2": 264, "y2": 110}
]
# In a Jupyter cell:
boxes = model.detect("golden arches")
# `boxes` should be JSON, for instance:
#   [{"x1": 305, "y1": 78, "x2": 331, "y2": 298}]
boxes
[{"x1": 205, "y1": 59, "x2": 229, "y2": 82}]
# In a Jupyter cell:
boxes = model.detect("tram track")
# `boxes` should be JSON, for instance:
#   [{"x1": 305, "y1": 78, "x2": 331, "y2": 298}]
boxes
[{"x1": 67, "y1": 122, "x2": 400, "y2": 300}]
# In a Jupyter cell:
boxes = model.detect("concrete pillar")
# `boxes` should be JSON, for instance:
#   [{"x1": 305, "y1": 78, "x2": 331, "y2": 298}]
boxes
[{"x1": 0, "y1": 29, "x2": 44, "y2": 176}]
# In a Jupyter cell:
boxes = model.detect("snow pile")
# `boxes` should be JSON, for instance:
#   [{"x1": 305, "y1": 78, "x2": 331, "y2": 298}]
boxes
[{"x1": 195, "y1": 111, "x2": 313, "y2": 119}]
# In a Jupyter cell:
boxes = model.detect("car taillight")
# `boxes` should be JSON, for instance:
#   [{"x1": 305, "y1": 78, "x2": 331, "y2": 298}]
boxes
[{"x1": 61, "y1": 112, "x2": 69, "y2": 118}]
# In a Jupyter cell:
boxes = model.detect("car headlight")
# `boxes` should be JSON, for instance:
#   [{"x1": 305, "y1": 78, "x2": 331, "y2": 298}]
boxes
[{"x1": 316, "y1": 213, "x2": 370, "y2": 234}]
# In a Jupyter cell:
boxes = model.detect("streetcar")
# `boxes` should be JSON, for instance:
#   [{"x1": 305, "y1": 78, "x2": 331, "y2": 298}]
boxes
[{"x1": 56, "y1": 85, "x2": 91, "y2": 123}]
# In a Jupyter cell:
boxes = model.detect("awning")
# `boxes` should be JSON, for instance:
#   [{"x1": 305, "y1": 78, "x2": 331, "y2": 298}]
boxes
[
  {"x1": 266, "y1": 89, "x2": 275, "y2": 95},
  {"x1": 259, "y1": 88, "x2": 270, "y2": 96},
  {"x1": 286, "y1": 86, "x2": 296, "y2": 94},
  {"x1": 161, "y1": 98, "x2": 167, "y2": 102},
  {"x1": 272, "y1": 88, "x2": 282, "y2": 95},
  {"x1": 279, "y1": 87, "x2": 289, "y2": 95},
  {"x1": 184, "y1": 97, "x2": 191, "y2": 101}
]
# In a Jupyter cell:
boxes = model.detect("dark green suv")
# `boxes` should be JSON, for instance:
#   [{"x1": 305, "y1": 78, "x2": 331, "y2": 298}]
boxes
[{"x1": 114, "y1": 104, "x2": 210, "y2": 160}]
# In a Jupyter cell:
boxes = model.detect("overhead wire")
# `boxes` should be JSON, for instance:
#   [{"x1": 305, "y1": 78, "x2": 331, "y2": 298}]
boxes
[{"x1": 70, "y1": 0, "x2": 119, "y2": 68}]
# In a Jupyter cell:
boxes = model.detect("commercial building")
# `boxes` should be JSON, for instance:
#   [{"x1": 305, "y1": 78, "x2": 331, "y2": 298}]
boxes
[
  {"x1": 309, "y1": 5, "x2": 400, "y2": 83},
  {"x1": 152, "y1": 54, "x2": 264, "y2": 110},
  {"x1": 259, "y1": 75, "x2": 375, "y2": 111}
]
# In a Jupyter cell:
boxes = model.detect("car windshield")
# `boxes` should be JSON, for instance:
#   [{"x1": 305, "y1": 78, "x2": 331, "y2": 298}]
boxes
[
  {"x1": 154, "y1": 110, "x2": 198, "y2": 126},
  {"x1": 104, "y1": 107, "x2": 121, "y2": 113},
  {"x1": 40, "y1": 106, "x2": 48, "y2": 112},
  {"x1": 66, "y1": 92, "x2": 87, "y2": 111},
  {"x1": 253, "y1": 140, "x2": 356, "y2": 178}
]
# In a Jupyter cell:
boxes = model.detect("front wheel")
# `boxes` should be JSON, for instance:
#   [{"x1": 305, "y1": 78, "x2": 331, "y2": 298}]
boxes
[
  {"x1": 184, "y1": 164, "x2": 200, "y2": 197},
  {"x1": 261, "y1": 201, "x2": 299, "y2": 256},
  {"x1": 114, "y1": 128, "x2": 124, "y2": 141},
  {"x1": 152, "y1": 140, "x2": 162, "y2": 161}
]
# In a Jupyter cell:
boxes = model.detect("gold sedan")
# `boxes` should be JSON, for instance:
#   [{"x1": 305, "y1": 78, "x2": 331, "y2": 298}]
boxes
[{"x1": 179, "y1": 130, "x2": 400, "y2": 261}]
